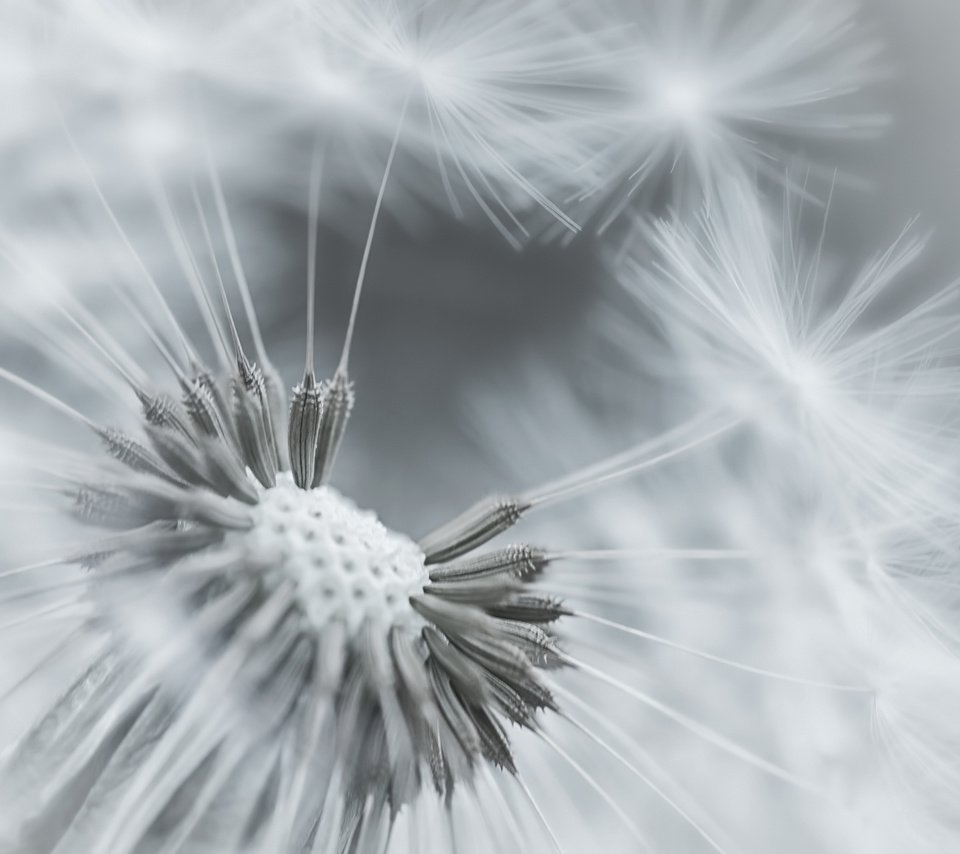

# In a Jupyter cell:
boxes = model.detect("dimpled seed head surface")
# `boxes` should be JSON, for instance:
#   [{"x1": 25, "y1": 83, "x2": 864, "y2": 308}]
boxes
[{"x1": 232, "y1": 473, "x2": 429, "y2": 636}]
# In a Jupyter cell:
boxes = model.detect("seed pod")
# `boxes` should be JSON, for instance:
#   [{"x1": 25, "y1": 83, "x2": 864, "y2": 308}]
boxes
[
  {"x1": 288, "y1": 373, "x2": 323, "y2": 489},
  {"x1": 419, "y1": 496, "x2": 530, "y2": 564},
  {"x1": 311, "y1": 370, "x2": 355, "y2": 487}
]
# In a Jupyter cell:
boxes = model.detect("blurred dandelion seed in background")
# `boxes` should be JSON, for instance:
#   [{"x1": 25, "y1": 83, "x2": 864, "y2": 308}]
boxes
[
  {"x1": 1, "y1": 1, "x2": 960, "y2": 853},
  {"x1": 571, "y1": 0, "x2": 887, "y2": 232}
]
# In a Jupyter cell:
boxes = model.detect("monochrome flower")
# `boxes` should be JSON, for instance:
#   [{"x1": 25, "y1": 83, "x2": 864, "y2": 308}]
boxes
[
  {"x1": 0, "y1": 195, "x2": 824, "y2": 853},
  {"x1": 1, "y1": 2, "x2": 960, "y2": 853}
]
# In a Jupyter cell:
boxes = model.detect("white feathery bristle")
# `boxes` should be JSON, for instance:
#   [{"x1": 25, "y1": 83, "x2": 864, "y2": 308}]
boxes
[
  {"x1": 620, "y1": 179, "x2": 960, "y2": 526},
  {"x1": 290, "y1": 0, "x2": 608, "y2": 241}
]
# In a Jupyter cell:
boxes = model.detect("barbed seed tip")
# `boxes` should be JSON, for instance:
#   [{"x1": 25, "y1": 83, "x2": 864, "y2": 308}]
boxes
[{"x1": 310, "y1": 369, "x2": 355, "y2": 488}]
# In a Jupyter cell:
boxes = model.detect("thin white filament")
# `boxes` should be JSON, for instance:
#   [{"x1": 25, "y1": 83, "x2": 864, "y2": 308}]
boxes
[
  {"x1": 55, "y1": 107, "x2": 195, "y2": 366},
  {"x1": 546, "y1": 547, "x2": 753, "y2": 563},
  {"x1": 306, "y1": 136, "x2": 327, "y2": 375},
  {"x1": 146, "y1": 169, "x2": 233, "y2": 371},
  {"x1": 552, "y1": 692, "x2": 729, "y2": 854},
  {"x1": 200, "y1": 116, "x2": 271, "y2": 366},
  {"x1": 338, "y1": 89, "x2": 413, "y2": 375},
  {"x1": 0, "y1": 367, "x2": 94, "y2": 429},
  {"x1": 523, "y1": 410, "x2": 741, "y2": 507},
  {"x1": 536, "y1": 730, "x2": 650, "y2": 848},
  {"x1": 571, "y1": 610, "x2": 874, "y2": 692},
  {"x1": 562, "y1": 652, "x2": 829, "y2": 797},
  {"x1": 190, "y1": 180, "x2": 244, "y2": 358},
  {"x1": 512, "y1": 771, "x2": 565, "y2": 854},
  {"x1": 473, "y1": 771, "x2": 528, "y2": 851},
  {"x1": 554, "y1": 682, "x2": 735, "y2": 854}
]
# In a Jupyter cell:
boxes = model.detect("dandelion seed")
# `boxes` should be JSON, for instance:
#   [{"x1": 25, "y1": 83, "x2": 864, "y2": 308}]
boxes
[
  {"x1": 620, "y1": 179, "x2": 960, "y2": 525},
  {"x1": 578, "y1": 0, "x2": 885, "y2": 228},
  {"x1": 291, "y1": 0, "x2": 608, "y2": 243}
]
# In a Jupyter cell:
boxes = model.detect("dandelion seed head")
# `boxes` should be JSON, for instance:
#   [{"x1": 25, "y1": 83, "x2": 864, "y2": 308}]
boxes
[{"x1": 0, "y1": 243, "x2": 578, "y2": 848}]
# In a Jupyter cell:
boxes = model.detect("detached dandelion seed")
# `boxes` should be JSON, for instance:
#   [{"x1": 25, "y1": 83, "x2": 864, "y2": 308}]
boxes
[
  {"x1": 578, "y1": 0, "x2": 885, "y2": 228},
  {"x1": 621, "y1": 179, "x2": 960, "y2": 525},
  {"x1": 293, "y1": 0, "x2": 608, "y2": 243}
]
